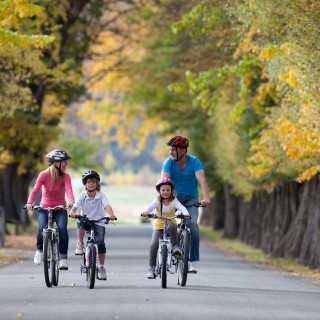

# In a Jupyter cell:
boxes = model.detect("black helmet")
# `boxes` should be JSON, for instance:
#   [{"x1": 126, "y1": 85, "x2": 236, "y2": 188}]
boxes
[
  {"x1": 46, "y1": 150, "x2": 71, "y2": 163},
  {"x1": 82, "y1": 170, "x2": 100, "y2": 185}
]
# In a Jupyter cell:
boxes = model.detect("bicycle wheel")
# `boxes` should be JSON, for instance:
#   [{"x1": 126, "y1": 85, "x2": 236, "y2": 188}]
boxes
[
  {"x1": 161, "y1": 244, "x2": 168, "y2": 289},
  {"x1": 87, "y1": 245, "x2": 96, "y2": 289},
  {"x1": 51, "y1": 236, "x2": 59, "y2": 286},
  {"x1": 43, "y1": 233, "x2": 54, "y2": 288},
  {"x1": 178, "y1": 229, "x2": 190, "y2": 286}
]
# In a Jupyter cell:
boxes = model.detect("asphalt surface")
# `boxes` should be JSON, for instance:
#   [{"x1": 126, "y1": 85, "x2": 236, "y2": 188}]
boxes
[{"x1": 1, "y1": 223, "x2": 320, "y2": 320}]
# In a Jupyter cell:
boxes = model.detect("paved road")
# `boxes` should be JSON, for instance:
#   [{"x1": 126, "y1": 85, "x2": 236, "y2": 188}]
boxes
[{"x1": 1, "y1": 223, "x2": 320, "y2": 320}]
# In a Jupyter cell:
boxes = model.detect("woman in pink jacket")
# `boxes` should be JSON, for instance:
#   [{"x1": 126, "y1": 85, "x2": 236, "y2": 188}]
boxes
[{"x1": 25, "y1": 150, "x2": 75, "y2": 270}]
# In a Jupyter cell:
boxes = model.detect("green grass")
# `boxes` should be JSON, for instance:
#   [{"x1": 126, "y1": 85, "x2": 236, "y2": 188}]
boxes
[{"x1": 200, "y1": 226, "x2": 320, "y2": 282}]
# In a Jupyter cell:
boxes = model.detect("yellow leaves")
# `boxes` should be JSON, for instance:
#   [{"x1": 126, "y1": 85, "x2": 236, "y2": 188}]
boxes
[
  {"x1": 42, "y1": 94, "x2": 66, "y2": 121},
  {"x1": 248, "y1": 114, "x2": 320, "y2": 183},
  {"x1": 278, "y1": 67, "x2": 299, "y2": 88},
  {"x1": 259, "y1": 47, "x2": 282, "y2": 61},
  {"x1": 275, "y1": 116, "x2": 320, "y2": 161},
  {"x1": 234, "y1": 24, "x2": 260, "y2": 59},
  {"x1": 0, "y1": 150, "x2": 15, "y2": 166},
  {"x1": 0, "y1": 1, "x2": 54, "y2": 50},
  {"x1": 0, "y1": 0, "x2": 43, "y2": 27},
  {"x1": 297, "y1": 166, "x2": 320, "y2": 183},
  {"x1": 248, "y1": 128, "x2": 279, "y2": 178}
]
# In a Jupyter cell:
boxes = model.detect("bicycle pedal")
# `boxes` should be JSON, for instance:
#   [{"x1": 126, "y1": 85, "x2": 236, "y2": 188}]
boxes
[{"x1": 80, "y1": 266, "x2": 87, "y2": 274}]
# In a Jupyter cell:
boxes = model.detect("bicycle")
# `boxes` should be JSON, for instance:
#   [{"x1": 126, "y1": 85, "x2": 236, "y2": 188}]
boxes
[
  {"x1": 141, "y1": 213, "x2": 189, "y2": 289},
  {"x1": 33, "y1": 205, "x2": 65, "y2": 288},
  {"x1": 180, "y1": 202, "x2": 206, "y2": 277},
  {"x1": 176, "y1": 215, "x2": 190, "y2": 286},
  {"x1": 71, "y1": 215, "x2": 117, "y2": 289}
]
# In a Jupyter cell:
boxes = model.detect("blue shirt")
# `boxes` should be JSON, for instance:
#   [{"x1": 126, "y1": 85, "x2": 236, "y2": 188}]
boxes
[{"x1": 162, "y1": 154, "x2": 203, "y2": 198}]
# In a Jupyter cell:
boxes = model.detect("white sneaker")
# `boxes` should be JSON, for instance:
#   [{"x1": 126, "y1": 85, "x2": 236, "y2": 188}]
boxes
[
  {"x1": 146, "y1": 266, "x2": 156, "y2": 279},
  {"x1": 75, "y1": 242, "x2": 84, "y2": 255},
  {"x1": 189, "y1": 261, "x2": 198, "y2": 273},
  {"x1": 98, "y1": 266, "x2": 107, "y2": 280},
  {"x1": 59, "y1": 259, "x2": 68, "y2": 270},
  {"x1": 34, "y1": 250, "x2": 43, "y2": 265}
]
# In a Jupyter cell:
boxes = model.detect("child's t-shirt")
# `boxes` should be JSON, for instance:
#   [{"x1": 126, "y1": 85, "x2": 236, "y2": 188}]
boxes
[{"x1": 74, "y1": 191, "x2": 109, "y2": 225}]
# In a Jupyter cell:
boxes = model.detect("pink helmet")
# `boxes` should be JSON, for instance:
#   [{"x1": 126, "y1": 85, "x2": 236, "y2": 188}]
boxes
[{"x1": 156, "y1": 177, "x2": 174, "y2": 192}]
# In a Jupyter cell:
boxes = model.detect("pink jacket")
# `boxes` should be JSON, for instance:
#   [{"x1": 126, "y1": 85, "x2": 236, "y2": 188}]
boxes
[{"x1": 27, "y1": 171, "x2": 74, "y2": 208}]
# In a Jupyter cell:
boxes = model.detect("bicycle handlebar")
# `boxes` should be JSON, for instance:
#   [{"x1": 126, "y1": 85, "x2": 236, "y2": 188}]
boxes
[
  {"x1": 30, "y1": 205, "x2": 66, "y2": 211},
  {"x1": 141, "y1": 213, "x2": 190, "y2": 220},
  {"x1": 70, "y1": 214, "x2": 117, "y2": 224},
  {"x1": 186, "y1": 202, "x2": 207, "y2": 208}
]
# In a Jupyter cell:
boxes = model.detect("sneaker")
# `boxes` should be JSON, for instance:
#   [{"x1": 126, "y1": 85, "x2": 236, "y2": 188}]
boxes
[
  {"x1": 75, "y1": 242, "x2": 84, "y2": 255},
  {"x1": 59, "y1": 259, "x2": 68, "y2": 270},
  {"x1": 34, "y1": 250, "x2": 43, "y2": 265},
  {"x1": 146, "y1": 266, "x2": 156, "y2": 279},
  {"x1": 188, "y1": 261, "x2": 198, "y2": 273},
  {"x1": 172, "y1": 245, "x2": 182, "y2": 256},
  {"x1": 98, "y1": 266, "x2": 107, "y2": 280}
]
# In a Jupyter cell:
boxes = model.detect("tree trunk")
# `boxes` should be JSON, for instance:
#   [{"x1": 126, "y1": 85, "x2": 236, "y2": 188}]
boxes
[
  {"x1": 272, "y1": 179, "x2": 311, "y2": 258},
  {"x1": 0, "y1": 207, "x2": 5, "y2": 247},
  {"x1": 223, "y1": 183, "x2": 239, "y2": 238},
  {"x1": 212, "y1": 189, "x2": 225, "y2": 230},
  {"x1": 2, "y1": 163, "x2": 20, "y2": 224},
  {"x1": 298, "y1": 176, "x2": 320, "y2": 268}
]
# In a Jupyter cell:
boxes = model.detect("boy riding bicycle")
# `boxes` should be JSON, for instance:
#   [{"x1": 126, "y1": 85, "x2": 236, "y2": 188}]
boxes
[{"x1": 69, "y1": 170, "x2": 117, "y2": 280}]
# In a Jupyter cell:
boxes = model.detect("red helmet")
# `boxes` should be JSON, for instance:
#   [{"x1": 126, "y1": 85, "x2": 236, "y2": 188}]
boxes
[
  {"x1": 166, "y1": 136, "x2": 189, "y2": 148},
  {"x1": 156, "y1": 177, "x2": 174, "y2": 192}
]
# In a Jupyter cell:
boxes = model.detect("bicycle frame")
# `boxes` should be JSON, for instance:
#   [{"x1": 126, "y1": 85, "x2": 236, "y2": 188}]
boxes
[
  {"x1": 34, "y1": 205, "x2": 65, "y2": 288},
  {"x1": 73, "y1": 215, "x2": 116, "y2": 289},
  {"x1": 143, "y1": 213, "x2": 186, "y2": 288},
  {"x1": 158, "y1": 216, "x2": 173, "y2": 268}
]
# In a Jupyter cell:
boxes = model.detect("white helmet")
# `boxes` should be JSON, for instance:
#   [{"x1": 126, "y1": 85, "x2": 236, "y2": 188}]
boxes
[{"x1": 46, "y1": 150, "x2": 71, "y2": 164}]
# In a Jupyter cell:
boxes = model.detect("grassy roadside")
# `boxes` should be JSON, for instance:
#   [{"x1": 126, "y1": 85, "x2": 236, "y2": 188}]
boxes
[
  {"x1": 0, "y1": 223, "x2": 37, "y2": 267},
  {"x1": 201, "y1": 226, "x2": 320, "y2": 282}
]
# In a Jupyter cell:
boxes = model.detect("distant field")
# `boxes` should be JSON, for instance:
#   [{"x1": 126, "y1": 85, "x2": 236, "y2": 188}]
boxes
[{"x1": 101, "y1": 184, "x2": 156, "y2": 224}]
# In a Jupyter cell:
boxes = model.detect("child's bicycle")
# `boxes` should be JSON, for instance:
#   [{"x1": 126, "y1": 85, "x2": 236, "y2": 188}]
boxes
[
  {"x1": 141, "y1": 213, "x2": 190, "y2": 289},
  {"x1": 32, "y1": 205, "x2": 65, "y2": 288},
  {"x1": 71, "y1": 215, "x2": 117, "y2": 289}
]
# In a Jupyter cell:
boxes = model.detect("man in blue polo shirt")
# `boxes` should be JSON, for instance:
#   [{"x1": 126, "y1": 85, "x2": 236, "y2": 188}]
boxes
[{"x1": 162, "y1": 136, "x2": 210, "y2": 273}]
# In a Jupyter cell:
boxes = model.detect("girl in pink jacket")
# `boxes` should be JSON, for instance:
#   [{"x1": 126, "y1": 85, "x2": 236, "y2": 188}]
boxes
[{"x1": 25, "y1": 150, "x2": 75, "y2": 270}]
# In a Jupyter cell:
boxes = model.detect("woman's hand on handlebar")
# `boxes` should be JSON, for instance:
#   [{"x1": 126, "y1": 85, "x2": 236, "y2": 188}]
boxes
[
  {"x1": 25, "y1": 204, "x2": 33, "y2": 211},
  {"x1": 109, "y1": 215, "x2": 117, "y2": 221},
  {"x1": 141, "y1": 212, "x2": 149, "y2": 217}
]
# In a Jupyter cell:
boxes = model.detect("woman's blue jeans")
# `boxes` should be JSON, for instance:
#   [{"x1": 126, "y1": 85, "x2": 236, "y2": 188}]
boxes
[
  {"x1": 37, "y1": 209, "x2": 69, "y2": 259},
  {"x1": 177, "y1": 195, "x2": 200, "y2": 262}
]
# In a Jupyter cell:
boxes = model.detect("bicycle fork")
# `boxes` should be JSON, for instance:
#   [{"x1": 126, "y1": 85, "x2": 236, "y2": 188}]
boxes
[
  {"x1": 81, "y1": 244, "x2": 99, "y2": 274},
  {"x1": 158, "y1": 240, "x2": 172, "y2": 268}
]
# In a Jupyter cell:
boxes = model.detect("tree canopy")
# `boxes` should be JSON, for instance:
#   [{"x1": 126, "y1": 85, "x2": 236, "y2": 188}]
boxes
[{"x1": 1, "y1": 0, "x2": 320, "y2": 225}]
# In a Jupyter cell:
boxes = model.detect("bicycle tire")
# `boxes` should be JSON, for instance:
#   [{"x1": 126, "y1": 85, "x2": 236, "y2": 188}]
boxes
[
  {"x1": 51, "y1": 237, "x2": 59, "y2": 286},
  {"x1": 178, "y1": 229, "x2": 190, "y2": 286},
  {"x1": 87, "y1": 245, "x2": 96, "y2": 289},
  {"x1": 43, "y1": 233, "x2": 54, "y2": 288},
  {"x1": 161, "y1": 244, "x2": 168, "y2": 289}
]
